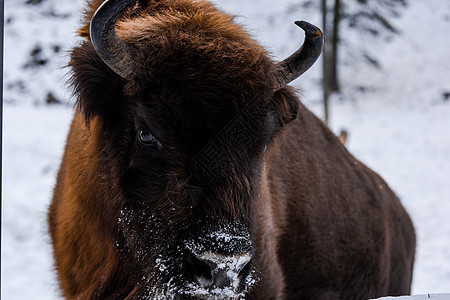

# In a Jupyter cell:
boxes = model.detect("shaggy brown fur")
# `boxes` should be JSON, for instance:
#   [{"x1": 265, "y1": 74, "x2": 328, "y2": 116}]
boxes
[{"x1": 49, "y1": 0, "x2": 415, "y2": 299}]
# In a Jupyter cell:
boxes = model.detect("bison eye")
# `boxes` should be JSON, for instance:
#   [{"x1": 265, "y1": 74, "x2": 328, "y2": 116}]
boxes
[{"x1": 138, "y1": 130, "x2": 162, "y2": 149}]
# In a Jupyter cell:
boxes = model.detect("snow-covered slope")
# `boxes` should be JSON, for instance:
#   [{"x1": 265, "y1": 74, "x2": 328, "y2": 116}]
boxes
[{"x1": 2, "y1": 0, "x2": 450, "y2": 299}]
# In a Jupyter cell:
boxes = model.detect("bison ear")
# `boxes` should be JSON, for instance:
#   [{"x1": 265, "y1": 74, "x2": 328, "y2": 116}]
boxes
[
  {"x1": 69, "y1": 42, "x2": 125, "y2": 125},
  {"x1": 271, "y1": 87, "x2": 300, "y2": 127}
]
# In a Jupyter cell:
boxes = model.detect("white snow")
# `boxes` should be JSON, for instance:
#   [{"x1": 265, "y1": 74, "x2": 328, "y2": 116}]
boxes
[
  {"x1": 375, "y1": 294, "x2": 450, "y2": 300},
  {"x1": 2, "y1": 0, "x2": 450, "y2": 299}
]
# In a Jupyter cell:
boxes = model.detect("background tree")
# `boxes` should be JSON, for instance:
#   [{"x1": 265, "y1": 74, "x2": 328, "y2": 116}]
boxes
[{"x1": 321, "y1": 0, "x2": 408, "y2": 124}]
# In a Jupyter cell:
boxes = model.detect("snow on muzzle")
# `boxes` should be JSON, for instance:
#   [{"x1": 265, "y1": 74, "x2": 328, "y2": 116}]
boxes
[{"x1": 181, "y1": 225, "x2": 256, "y2": 299}]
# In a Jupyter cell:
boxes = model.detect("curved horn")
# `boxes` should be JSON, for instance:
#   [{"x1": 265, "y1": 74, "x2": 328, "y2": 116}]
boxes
[
  {"x1": 90, "y1": 0, "x2": 138, "y2": 79},
  {"x1": 273, "y1": 21, "x2": 324, "y2": 90}
]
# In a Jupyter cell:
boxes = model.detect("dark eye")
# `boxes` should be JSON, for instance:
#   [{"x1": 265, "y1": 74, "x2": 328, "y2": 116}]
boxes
[{"x1": 138, "y1": 130, "x2": 162, "y2": 149}]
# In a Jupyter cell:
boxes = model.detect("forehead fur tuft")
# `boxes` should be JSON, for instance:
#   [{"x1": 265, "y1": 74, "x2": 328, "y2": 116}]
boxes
[{"x1": 71, "y1": 0, "x2": 281, "y2": 122}]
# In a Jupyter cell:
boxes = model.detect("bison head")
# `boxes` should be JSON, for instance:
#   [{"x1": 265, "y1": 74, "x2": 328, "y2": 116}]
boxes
[{"x1": 69, "y1": 0, "x2": 322, "y2": 298}]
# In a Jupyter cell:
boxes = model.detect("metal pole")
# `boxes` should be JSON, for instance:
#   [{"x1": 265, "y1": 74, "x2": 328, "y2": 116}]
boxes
[{"x1": 0, "y1": 0, "x2": 5, "y2": 285}]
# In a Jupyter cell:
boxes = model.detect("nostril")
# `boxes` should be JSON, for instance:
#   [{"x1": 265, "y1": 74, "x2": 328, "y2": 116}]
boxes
[
  {"x1": 183, "y1": 252, "x2": 254, "y2": 292},
  {"x1": 238, "y1": 257, "x2": 252, "y2": 279},
  {"x1": 235, "y1": 256, "x2": 253, "y2": 292},
  {"x1": 183, "y1": 253, "x2": 214, "y2": 285}
]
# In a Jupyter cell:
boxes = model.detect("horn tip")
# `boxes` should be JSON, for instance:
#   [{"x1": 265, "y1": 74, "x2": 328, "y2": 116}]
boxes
[{"x1": 294, "y1": 20, "x2": 323, "y2": 38}]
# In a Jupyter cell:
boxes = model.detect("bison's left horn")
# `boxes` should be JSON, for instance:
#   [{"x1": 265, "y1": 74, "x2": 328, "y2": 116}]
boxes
[
  {"x1": 273, "y1": 21, "x2": 323, "y2": 90},
  {"x1": 90, "y1": 0, "x2": 137, "y2": 79}
]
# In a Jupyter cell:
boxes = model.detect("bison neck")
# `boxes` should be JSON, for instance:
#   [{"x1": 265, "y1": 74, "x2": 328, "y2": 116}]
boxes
[{"x1": 252, "y1": 102, "x2": 414, "y2": 299}]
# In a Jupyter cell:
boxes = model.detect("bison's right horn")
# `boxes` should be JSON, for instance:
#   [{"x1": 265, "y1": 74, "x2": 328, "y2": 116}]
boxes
[
  {"x1": 273, "y1": 21, "x2": 323, "y2": 91},
  {"x1": 90, "y1": 0, "x2": 137, "y2": 79}
]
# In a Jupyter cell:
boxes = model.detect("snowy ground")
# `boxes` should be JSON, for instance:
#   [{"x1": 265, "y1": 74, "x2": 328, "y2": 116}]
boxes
[
  {"x1": 376, "y1": 295, "x2": 450, "y2": 300},
  {"x1": 2, "y1": 0, "x2": 450, "y2": 299}
]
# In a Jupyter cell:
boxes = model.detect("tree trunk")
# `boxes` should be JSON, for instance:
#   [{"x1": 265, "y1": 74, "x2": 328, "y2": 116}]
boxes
[
  {"x1": 330, "y1": 0, "x2": 340, "y2": 92},
  {"x1": 322, "y1": 0, "x2": 330, "y2": 124}
]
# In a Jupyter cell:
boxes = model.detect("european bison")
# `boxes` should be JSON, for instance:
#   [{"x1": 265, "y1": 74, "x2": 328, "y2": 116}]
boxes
[{"x1": 48, "y1": 0, "x2": 415, "y2": 299}]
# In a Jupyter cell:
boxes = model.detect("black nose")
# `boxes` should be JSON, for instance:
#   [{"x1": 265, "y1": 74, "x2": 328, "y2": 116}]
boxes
[{"x1": 183, "y1": 252, "x2": 252, "y2": 292}]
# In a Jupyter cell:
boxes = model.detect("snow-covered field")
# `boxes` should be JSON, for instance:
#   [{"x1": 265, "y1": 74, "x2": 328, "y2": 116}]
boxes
[
  {"x1": 2, "y1": 0, "x2": 450, "y2": 299},
  {"x1": 376, "y1": 295, "x2": 450, "y2": 300}
]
